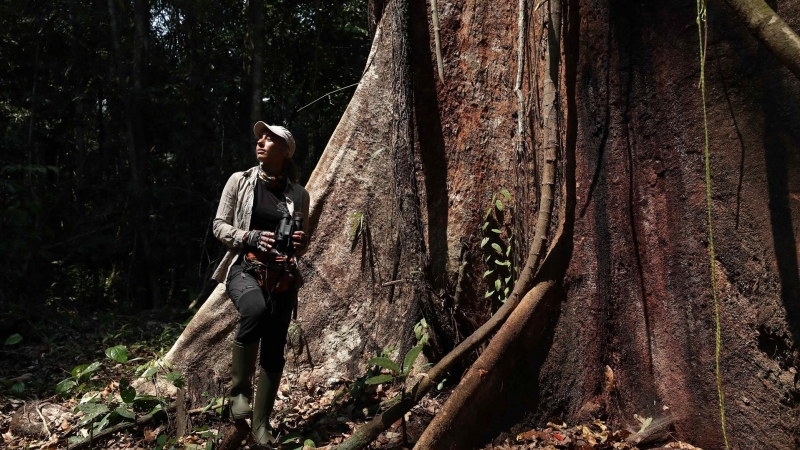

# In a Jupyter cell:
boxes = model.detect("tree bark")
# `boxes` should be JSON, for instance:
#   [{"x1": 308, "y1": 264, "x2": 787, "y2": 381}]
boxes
[
  {"x1": 368, "y1": 0, "x2": 386, "y2": 39},
  {"x1": 415, "y1": 0, "x2": 572, "y2": 445}
]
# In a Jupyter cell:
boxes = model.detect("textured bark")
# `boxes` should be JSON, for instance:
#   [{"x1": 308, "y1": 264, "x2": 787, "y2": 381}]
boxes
[
  {"x1": 166, "y1": 0, "x2": 800, "y2": 448},
  {"x1": 368, "y1": 0, "x2": 386, "y2": 39},
  {"x1": 416, "y1": 0, "x2": 572, "y2": 445}
]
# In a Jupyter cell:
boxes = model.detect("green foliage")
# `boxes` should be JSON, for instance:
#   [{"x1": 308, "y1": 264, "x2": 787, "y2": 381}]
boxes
[
  {"x1": 366, "y1": 357, "x2": 400, "y2": 374},
  {"x1": 105, "y1": 345, "x2": 128, "y2": 363},
  {"x1": 55, "y1": 360, "x2": 104, "y2": 397},
  {"x1": 365, "y1": 374, "x2": 394, "y2": 385},
  {"x1": 0, "y1": 0, "x2": 370, "y2": 311},
  {"x1": 413, "y1": 318, "x2": 429, "y2": 345},
  {"x1": 10, "y1": 382, "x2": 25, "y2": 396},
  {"x1": 52, "y1": 343, "x2": 184, "y2": 440},
  {"x1": 361, "y1": 319, "x2": 429, "y2": 389},
  {"x1": 4, "y1": 333, "x2": 22, "y2": 345},
  {"x1": 73, "y1": 362, "x2": 103, "y2": 382},
  {"x1": 402, "y1": 344, "x2": 424, "y2": 374},
  {"x1": 278, "y1": 432, "x2": 318, "y2": 450},
  {"x1": 119, "y1": 379, "x2": 136, "y2": 403},
  {"x1": 166, "y1": 371, "x2": 186, "y2": 389},
  {"x1": 481, "y1": 190, "x2": 517, "y2": 310},
  {"x1": 55, "y1": 379, "x2": 77, "y2": 396}
]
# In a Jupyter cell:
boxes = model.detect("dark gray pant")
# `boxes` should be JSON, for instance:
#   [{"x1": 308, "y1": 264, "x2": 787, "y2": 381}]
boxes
[{"x1": 226, "y1": 262, "x2": 295, "y2": 372}]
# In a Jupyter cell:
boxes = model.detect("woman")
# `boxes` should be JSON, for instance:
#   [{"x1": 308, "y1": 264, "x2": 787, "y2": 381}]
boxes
[{"x1": 211, "y1": 121, "x2": 310, "y2": 445}]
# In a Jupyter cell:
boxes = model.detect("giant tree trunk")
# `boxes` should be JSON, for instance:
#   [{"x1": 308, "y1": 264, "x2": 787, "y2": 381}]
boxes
[{"x1": 168, "y1": 0, "x2": 800, "y2": 448}]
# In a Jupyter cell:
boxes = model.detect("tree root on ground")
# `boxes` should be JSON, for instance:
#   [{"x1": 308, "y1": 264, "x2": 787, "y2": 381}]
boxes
[{"x1": 216, "y1": 419, "x2": 250, "y2": 450}]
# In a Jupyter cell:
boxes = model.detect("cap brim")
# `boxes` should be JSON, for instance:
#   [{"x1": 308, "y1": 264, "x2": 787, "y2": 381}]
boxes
[
  {"x1": 253, "y1": 121, "x2": 269, "y2": 138},
  {"x1": 253, "y1": 121, "x2": 295, "y2": 158}
]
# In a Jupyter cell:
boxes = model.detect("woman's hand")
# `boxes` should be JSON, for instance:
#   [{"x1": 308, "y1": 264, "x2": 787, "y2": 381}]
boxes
[
  {"x1": 244, "y1": 230, "x2": 275, "y2": 251},
  {"x1": 273, "y1": 255, "x2": 297, "y2": 267},
  {"x1": 291, "y1": 231, "x2": 307, "y2": 250}
]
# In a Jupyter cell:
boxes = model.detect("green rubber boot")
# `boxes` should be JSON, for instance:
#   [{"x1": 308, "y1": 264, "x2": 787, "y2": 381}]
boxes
[
  {"x1": 229, "y1": 341, "x2": 259, "y2": 420},
  {"x1": 251, "y1": 369, "x2": 282, "y2": 446}
]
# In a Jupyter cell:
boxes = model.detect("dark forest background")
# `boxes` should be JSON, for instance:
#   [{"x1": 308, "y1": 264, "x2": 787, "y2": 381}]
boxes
[{"x1": 0, "y1": 0, "x2": 370, "y2": 313}]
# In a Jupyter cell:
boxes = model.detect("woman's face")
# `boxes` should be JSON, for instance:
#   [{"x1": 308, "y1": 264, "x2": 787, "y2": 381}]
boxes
[{"x1": 255, "y1": 131, "x2": 288, "y2": 165}]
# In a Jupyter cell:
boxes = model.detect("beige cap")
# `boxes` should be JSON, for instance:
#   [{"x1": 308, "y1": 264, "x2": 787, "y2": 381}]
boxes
[{"x1": 253, "y1": 121, "x2": 296, "y2": 158}]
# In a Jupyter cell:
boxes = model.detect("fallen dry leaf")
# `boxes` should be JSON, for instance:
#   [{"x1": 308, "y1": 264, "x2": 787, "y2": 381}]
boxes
[
  {"x1": 663, "y1": 442, "x2": 703, "y2": 450},
  {"x1": 516, "y1": 429, "x2": 548, "y2": 441},
  {"x1": 143, "y1": 428, "x2": 158, "y2": 443},
  {"x1": 582, "y1": 426, "x2": 597, "y2": 446},
  {"x1": 593, "y1": 419, "x2": 607, "y2": 432}
]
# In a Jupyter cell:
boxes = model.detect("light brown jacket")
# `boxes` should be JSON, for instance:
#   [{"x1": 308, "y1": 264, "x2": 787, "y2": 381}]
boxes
[{"x1": 211, "y1": 166, "x2": 311, "y2": 283}]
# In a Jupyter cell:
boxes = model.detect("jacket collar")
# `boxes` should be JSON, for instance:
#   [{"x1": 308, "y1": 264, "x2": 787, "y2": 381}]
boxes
[{"x1": 244, "y1": 165, "x2": 296, "y2": 191}]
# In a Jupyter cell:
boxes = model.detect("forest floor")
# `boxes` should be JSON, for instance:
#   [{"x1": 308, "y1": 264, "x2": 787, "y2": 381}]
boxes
[{"x1": 0, "y1": 308, "x2": 702, "y2": 450}]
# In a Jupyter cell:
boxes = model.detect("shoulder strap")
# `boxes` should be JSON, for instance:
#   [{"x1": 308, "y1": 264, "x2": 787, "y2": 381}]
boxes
[{"x1": 287, "y1": 184, "x2": 305, "y2": 211}]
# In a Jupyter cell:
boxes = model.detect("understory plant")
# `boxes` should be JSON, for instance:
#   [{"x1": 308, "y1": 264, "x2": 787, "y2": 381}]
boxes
[
  {"x1": 480, "y1": 189, "x2": 517, "y2": 311},
  {"x1": 53, "y1": 344, "x2": 186, "y2": 446}
]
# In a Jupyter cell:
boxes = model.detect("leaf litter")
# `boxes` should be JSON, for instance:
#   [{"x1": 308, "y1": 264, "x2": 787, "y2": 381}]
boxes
[{"x1": 0, "y1": 314, "x2": 704, "y2": 449}]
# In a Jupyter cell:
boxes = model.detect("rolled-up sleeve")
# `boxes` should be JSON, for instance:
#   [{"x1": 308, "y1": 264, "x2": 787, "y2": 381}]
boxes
[{"x1": 213, "y1": 173, "x2": 246, "y2": 249}]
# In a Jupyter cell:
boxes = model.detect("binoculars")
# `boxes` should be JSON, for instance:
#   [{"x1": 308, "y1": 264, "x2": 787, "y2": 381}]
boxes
[{"x1": 274, "y1": 212, "x2": 303, "y2": 256}]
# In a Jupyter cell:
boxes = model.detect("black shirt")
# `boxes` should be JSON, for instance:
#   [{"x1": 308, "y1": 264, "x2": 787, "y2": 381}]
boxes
[{"x1": 250, "y1": 178, "x2": 289, "y2": 233}]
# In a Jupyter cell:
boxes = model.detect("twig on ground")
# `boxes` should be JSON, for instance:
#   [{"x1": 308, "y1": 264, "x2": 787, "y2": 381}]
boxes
[
  {"x1": 67, "y1": 403, "x2": 174, "y2": 450},
  {"x1": 35, "y1": 403, "x2": 51, "y2": 438}
]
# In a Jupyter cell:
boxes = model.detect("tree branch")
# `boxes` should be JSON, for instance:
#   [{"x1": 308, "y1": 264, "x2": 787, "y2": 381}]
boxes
[
  {"x1": 430, "y1": 0, "x2": 444, "y2": 82},
  {"x1": 724, "y1": 0, "x2": 800, "y2": 80}
]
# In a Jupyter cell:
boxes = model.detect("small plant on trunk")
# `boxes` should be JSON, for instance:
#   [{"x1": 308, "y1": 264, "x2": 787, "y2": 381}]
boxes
[{"x1": 480, "y1": 189, "x2": 517, "y2": 311}]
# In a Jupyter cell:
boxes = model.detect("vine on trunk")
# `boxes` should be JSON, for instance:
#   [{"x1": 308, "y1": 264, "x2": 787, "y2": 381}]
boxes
[
  {"x1": 333, "y1": 0, "x2": 557, "y2": 447},
  {"x1": 696, "y1": 1, "x2": 729, "y2": 448}
]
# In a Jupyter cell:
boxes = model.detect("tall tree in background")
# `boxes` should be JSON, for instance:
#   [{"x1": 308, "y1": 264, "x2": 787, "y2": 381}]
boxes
[
  {"x1": 248, "y1": 0, "x2": 265, "y2": 127},
  {"x1": 0, "y1": 0, "x2": 370, "y2": 310},
  {"x1": 108, "y1": 0, "x2": 162, "y2": 308}
]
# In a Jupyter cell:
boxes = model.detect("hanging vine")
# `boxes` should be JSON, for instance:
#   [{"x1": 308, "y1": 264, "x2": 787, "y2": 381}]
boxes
[{"x1": 695, "y1": 1, "x2": 729, "y2": 448}]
